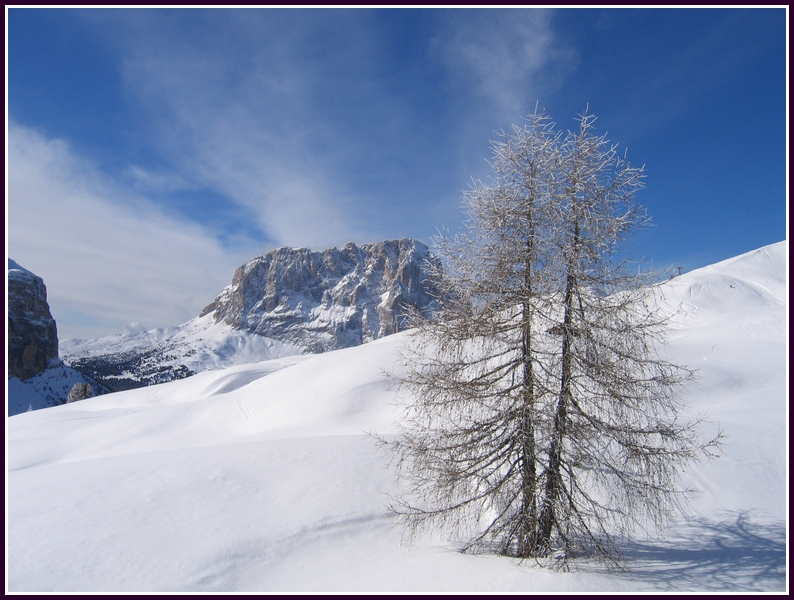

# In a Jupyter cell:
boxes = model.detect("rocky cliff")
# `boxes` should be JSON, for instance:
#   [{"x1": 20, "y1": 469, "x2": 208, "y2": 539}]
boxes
[
  {"x1": 7, "y1": 259, "x2": 59, "y2": 380},
  {"x1": 8, "y1": 259, "x2": 105, "y2": 415},
  {"x1": 200, "y1": 238, "x2": 438, "y2": 352}
]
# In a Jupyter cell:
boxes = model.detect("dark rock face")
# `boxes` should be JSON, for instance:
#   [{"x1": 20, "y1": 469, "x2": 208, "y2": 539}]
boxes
[
  {"x1": 8, "y1": 260, "x2": 59, "y2": 380},
  {"x1": 203, "y1": 239, "x2": 438, "y2": 353}
]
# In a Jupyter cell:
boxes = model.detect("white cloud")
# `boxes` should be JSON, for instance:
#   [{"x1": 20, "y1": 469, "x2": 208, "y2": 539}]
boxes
[
  {"x1": 7, "y1": 124, "x2": 257, "y2": 340},
  {"x1": 436, "y1": 10, "x2": 576, "y2": 124}
]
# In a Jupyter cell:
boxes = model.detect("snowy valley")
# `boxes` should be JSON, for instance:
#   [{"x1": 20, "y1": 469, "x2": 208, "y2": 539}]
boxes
[{"x1": 6, "y1": 241, "x2": 787, "y2": 592}]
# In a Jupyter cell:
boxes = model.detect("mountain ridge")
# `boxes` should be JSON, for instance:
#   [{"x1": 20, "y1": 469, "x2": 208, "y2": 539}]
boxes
[{"x1": 202, "y1": 238, "x2": 438, "y2": 352}]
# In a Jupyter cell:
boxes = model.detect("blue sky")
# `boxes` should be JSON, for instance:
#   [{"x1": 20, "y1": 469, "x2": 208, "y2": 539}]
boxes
[{"x1": 7, "y1": 8, "x2": 787, "y2": 340}]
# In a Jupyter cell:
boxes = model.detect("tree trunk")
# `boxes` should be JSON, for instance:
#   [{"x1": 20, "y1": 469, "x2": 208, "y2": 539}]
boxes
[
  {"x1": 537, "y1": 219, "x2": 579, "y2": 555},
  {"x1": 518, "y1": 222, "x2": 538, "y2": 557}
]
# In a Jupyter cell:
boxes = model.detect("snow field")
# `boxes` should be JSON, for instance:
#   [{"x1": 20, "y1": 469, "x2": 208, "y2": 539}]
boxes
[{"x1": 7, "y1": 242, "x2": 787, "y2": 592}]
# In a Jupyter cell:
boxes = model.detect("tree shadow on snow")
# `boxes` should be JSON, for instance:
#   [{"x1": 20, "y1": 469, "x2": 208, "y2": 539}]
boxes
[{"x1": 621, "y1": 513, "x2": 786, "y2": 592}]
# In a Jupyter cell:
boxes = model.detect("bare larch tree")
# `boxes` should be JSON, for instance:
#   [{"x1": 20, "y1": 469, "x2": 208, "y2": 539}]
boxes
[{"x1": 388, "y1": 109, "x2": 720, "y2": 567}]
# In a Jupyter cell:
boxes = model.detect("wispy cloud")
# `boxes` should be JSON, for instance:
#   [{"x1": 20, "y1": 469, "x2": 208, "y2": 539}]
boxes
[
  {"x1": 434, "y1": 9, "x2": 576, "y2": 125},
  {"x1": 124, "y1": 165, "x2": 198, "y2": 195},
  {"x1": 72, "y1": 10, "x2": 576, "y2": 252},
  {"x1": 82, "y1": 10, "x2": 385, "y2": 250},
  {"x1": 8, "y1": 124, "x2": 256, "y2": 339}
]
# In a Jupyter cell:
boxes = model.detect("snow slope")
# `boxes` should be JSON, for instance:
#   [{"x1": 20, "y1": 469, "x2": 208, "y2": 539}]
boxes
[{"x1": 7, "y1": 242, "x2": 787, "y2": 592}]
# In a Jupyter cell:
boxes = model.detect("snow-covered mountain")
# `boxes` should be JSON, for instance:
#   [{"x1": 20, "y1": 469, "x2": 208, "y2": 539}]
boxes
[
  {"x1": 203, "y1": 238, "x2": 438, "y2": 351},
  {"x1": 60, "y1": 239, "x2": 438, "y2": 391},
  {"x1": 7, "y1": 259, "x2": 102, "y2": 415},
  {"x1": 7, "y1": 241, "x2": 786, "y2": 592}
]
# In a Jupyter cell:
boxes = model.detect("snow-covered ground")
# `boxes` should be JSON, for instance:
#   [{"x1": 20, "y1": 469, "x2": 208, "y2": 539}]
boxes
[{"x1": 7, "y1": 242, "x2": 787, "y2": 592}]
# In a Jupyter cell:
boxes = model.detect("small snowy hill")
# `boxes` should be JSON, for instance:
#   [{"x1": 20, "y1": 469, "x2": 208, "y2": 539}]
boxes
[
  {"x1": 660, "y1": 242, "x2": 786, "y2": 322},
  {"x1": 7, "y1": 242, "x2": 787, "y2": 592}
]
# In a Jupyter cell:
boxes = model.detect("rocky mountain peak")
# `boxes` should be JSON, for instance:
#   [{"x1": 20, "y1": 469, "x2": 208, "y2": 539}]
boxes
[
  {"x1": 201, "y1": 239, "x2": 438, "y2": 352},
  {"x1": 7, "y1": 259, "x2": 59, "y2": 379}
]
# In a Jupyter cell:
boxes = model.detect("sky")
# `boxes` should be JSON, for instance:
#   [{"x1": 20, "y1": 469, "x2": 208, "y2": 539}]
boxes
[{"x1": 6, "y1": 8, "x2": 788, "y2": 340}]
